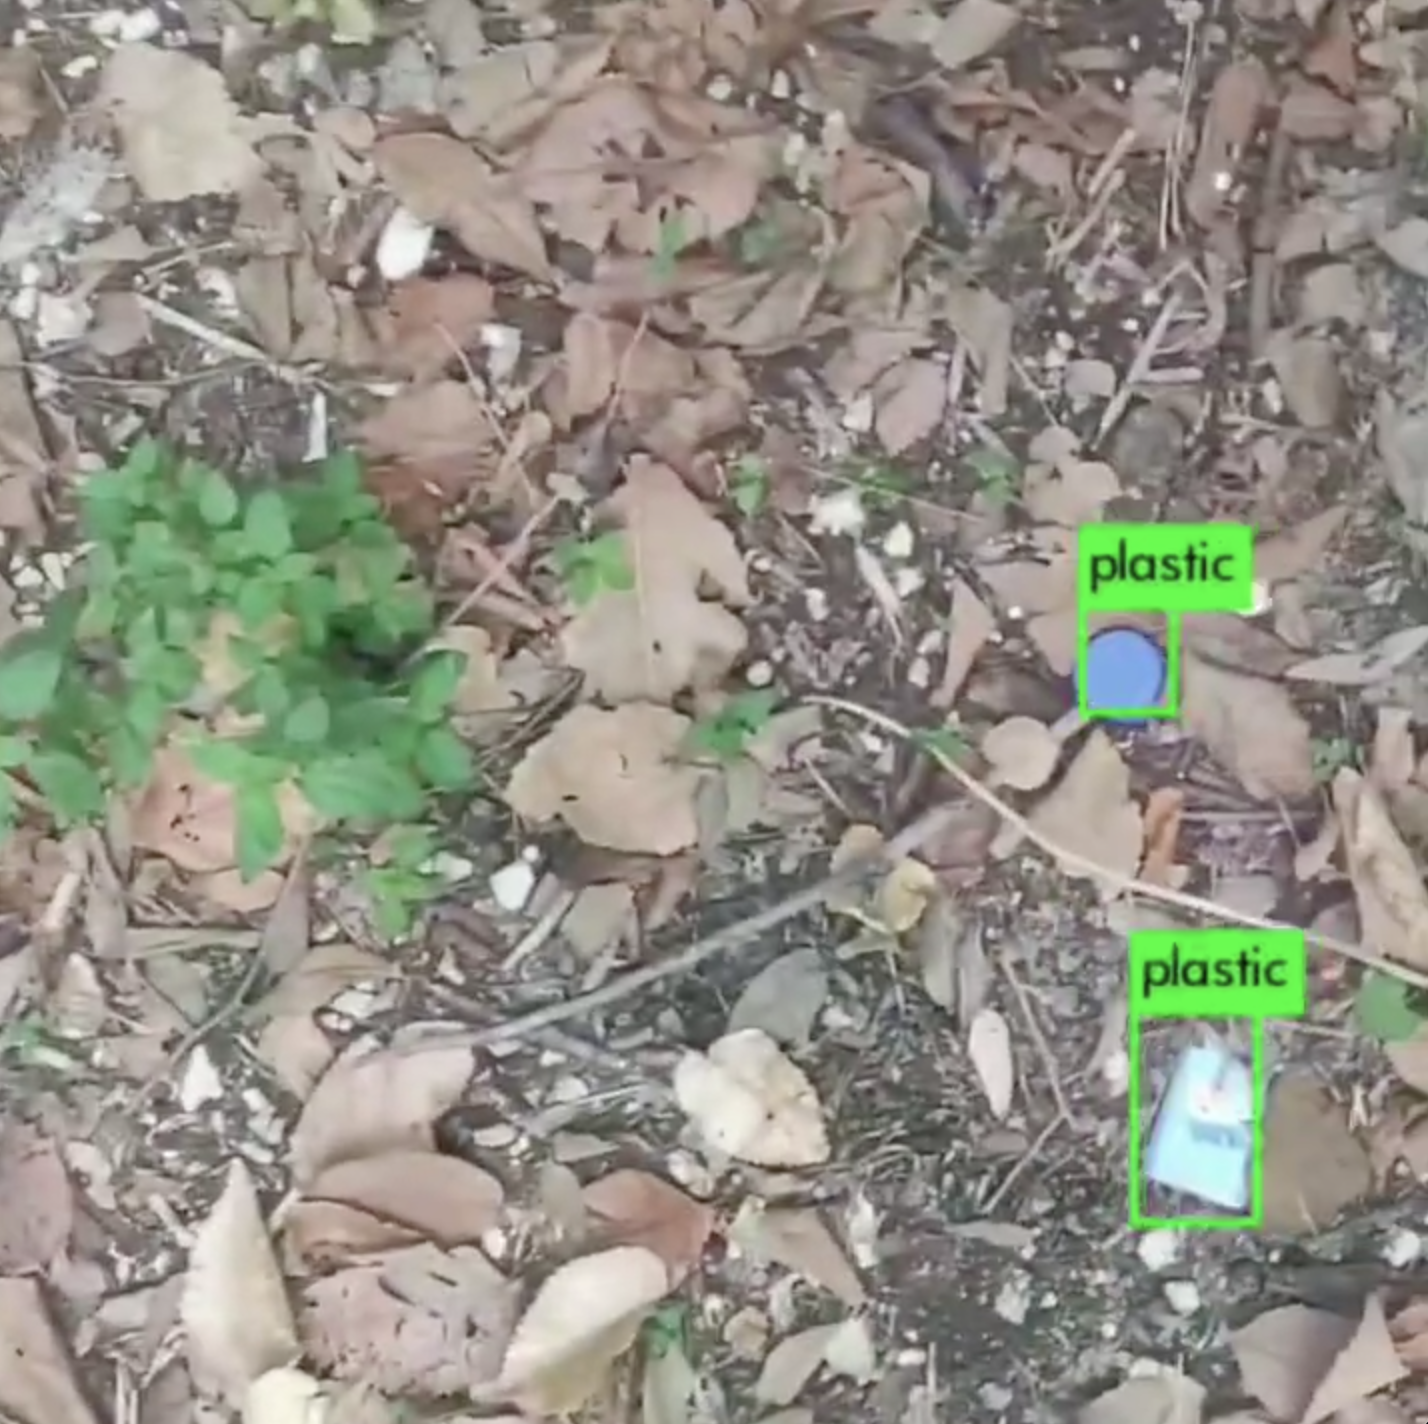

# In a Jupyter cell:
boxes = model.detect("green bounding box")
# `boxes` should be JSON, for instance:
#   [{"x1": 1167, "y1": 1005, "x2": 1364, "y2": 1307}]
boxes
[
  {"x1": 1129, "y1": 928, "x2": 1307, "y2": 1019},
  {"x1": 1079, "y1": 524, "x2": 1256, "y2": 614}
]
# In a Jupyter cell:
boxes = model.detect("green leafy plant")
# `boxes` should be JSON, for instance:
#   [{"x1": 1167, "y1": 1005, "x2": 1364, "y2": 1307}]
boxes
[
  {"x1": 1311, "y1": 735, "x2": 1357, "y2": 783},
  {"x1": 689, "y1": 689, "x2": 777, "y2": 761},
  {"x1": 1356, "y1": 969, "x2": 1427, "y2": 1043},
  {"x1": 730, "y1": 455, "x2": 770, "y2": 518},
  {"x1": 966, "y1": 446, "x2": 1020, "y2": 507},
  {"x1": 844, "y1": 459, "x2": 909, "y2": 511},
  {"x1": 912, "y1": 724, "x2": 971, "y2": 763},
  {"x1": 0, "y1": 438, "x2": 476, "y2": 934},
  {"x1": 556, "y1": 532, "x2": 635, "y2": 605},
  {"x1": 245, "y1": 0, "x2": 376, "y2": 43},
  {"x1": 653, "y1": 209, "x2": 693, "y2": 281}
]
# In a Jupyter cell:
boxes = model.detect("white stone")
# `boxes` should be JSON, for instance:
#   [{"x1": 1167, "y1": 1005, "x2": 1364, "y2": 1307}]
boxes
[{"x1": 374, "y1": 206, "x2": 434, "y2": 281}]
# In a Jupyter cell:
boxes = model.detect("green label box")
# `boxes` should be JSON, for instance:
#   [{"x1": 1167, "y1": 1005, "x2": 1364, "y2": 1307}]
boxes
[
  {"x1": 1076, "y1": 524, "x2": 1257, "y2": 721},
  {"x1": 1127, "y1": 928, "x2": 1307, "y2": 1231}
]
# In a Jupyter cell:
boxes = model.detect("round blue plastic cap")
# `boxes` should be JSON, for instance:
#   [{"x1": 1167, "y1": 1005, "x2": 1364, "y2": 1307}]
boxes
[{"x1": 1078, "y1": 627, "x2": 1166, "y2": 715}]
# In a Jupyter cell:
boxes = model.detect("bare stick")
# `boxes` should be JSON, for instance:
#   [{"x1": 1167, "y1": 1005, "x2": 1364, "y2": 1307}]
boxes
[
  {"x1": 811, "y1": 695, "x2": 1428, "y2": 990},
  {"x1": 1094, "y1": 291, "x2": 1183, "y2": 447},
  {"x1": 998, "y1": 948, "x2": 1084, "y2": 1130},
  {"x1": 390, "y1": 799, "x2": 967, "y2": 1056}
]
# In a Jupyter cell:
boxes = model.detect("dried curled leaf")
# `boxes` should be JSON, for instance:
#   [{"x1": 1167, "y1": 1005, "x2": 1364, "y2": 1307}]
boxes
[
  {"x1": 505, "y1": 703, "x2": 703, "y2": 856},
  {"x1": 1334, "y1": 768, "x2": 1428, "y2": 970},
  {"x1": 560, "y1": 456, "x2": 749, "y2": 704},
  {"x1": 497, "y1": 1246, "x2": 670, "y2": 1414},
  {"x1": 181, "y1": 1160, "x2": 299, "y2": 1406},
  {"x1": 673, "y1": 1028, "x2": 828, "y2": 1167}
]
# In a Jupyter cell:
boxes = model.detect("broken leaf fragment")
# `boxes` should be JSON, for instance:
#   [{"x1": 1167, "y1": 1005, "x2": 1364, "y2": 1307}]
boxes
[
  {"x1": 181, "y1": 1160, "x2": 299, "y2": 1407},
  {"x1": 506, "y1": 703, "x2": 704, "y2": 856},
  {"x1": 497, "y1": 1246, "x2": 670, "y2": 1415},
  {"x1": 673, "y1": 1028, "x2": 828, "y2": 1167}
]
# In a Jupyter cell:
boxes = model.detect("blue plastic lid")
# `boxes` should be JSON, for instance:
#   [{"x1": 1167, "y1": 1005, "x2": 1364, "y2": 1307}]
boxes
[{"x1": 1078, "y1": 627, "x2": 1166, "y2": 714}]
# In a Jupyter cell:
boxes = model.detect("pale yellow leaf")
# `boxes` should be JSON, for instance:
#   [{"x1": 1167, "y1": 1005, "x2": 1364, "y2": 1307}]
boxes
[
  {"x1": 288, "y1": 1040, "x2": 475, "y2": 1186},
  {"x1": 673, "y1": 1028, "x2": 828, "y2": 1167},
  {"x1": 181, "y1": 1160, "x2": 299, "y2": 1406},
  {"x1": 561, "y1": 457, "x2": 749, "y2": 704},
  {"x1": 505, "y1": 703, "x2": 703, "y2": 855}
]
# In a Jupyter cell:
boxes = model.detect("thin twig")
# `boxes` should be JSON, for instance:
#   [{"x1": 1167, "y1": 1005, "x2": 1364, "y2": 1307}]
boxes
[
  {"x1": 809, "y1": 695, "x2": 1428, "y2": 991},
  {"x1": 981, "y1": 1110, "x2": 1067, "y2": 1214},
  {"x1": 1094, "y1": 291, "x2": 1184, "y2": 447},
  {"x1": 135, "y1": 294, "x2": 306, "y2": 383},
  {"x1": 389, "y1": 799, "x2": 966, "y2": 1056},
  {"x1": 997, "y1": 948, "x2": 1084, "y2": 1130}
]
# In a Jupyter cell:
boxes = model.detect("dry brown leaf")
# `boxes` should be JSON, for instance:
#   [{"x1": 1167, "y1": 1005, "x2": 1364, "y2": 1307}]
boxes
[
  {"x1": 441, "y1": 38, "x2": 612, "y2": 146},
  {"x1": 1372, "y1": 708, "x2": 1416, "y2": 791},
  {"x1": 380, "y1": 276, "x2": 496, "y2": 381},
  {"x1": 1025, "y1": 731, "x2": 1142, "y2": 897},
  {"x1": 1389, "y1": 1297, "x2": 1428, "y2": 1370},
  {"x1": 1139, "y1": 786, "x2": 1185, "y2": 888},
  {"x1": 0, "y1": 1275, "x2": 100, "y2": 1424},
  {"x1": 1077, "y1": 1372, "x2": 1205, "y2": 1424},
  {"x1": 506, "y1": 703, "x2": 702, "y2": 855},
  {"x1": 981, "y1": 716, "x2": 1060, "y2": 791},
  {"x1": 1233, "y1": 1295, "x2": 1405, "y2": 1424},
  {"x1": 929, "y1": 0, "x2": 1019, "y2": 71},
  {"x1": 561, "y1": 456, "x2": 749, "y2": 703},
  {"x1": 1334, "y1": 769, "x2": 1428, "y2": 971},
  {"x1": 872, "y1": 358, "x2": 947, "y2": 455},
  {"x1": 1285, "y1": 626, "x2": 1428, "y2": 687},
  {"x1": 1376, "y1": 219, "x2": 1428, "y2": 281},
  {"x1": 1185, "y1": 58, "x2": 1269, "y2": 227},
  {"x1": 181, "y1": 1160, "x2": 299, "y2": 1407},
  {"x1": 283, "y1": 1200, "x2": 424, "y2": 1272},
  {"x1": 301, "y1": 1244, "x2": 516, "y2": 1397},
  {"x1": 252, "y1": 941, "x2": 396, "y2": 1097},
  {"x1": 288, "y1": 1041, "x2": 476, "y2": 1187},
  {"x1": 755, "y1": 1324, "x2": 838, "y2": 1406},
  {"x1": 1255, "y1": 507, "x2": 1349, "y2": 586},
  {"x1": 1261, "y1": 1074, "x2": 1370, "y2": 1234},
  {"x1": 131, "y1": 744, "x2": 314, "y2": 874},
  {"x1": 301, "y1": 1151, "x2": 505, "y2": 1246},
  {"x1": 0, "y1": 1124, "x2": 72, "y2": 1272},
  {"x1": 582, "y1": 1170, "x2": 714, "y2": 1284},
  {"x1": 99, "y1": 45, "x2": 262, "y2": 201},
  {"x1": 0, "y1": 50, "x2": 41, "y2": 141},
  {"x1": 673, "y1": 1028, "x2": 828, "y2": 1167},
  {"x1": 933, "y1": 577, "x2": 997, "y2": 709},
  {"x1": 1267, "y1": 331, "x2": 1343, "y2": 429},
  {"x1": 0, "y1": 320, "x2": 51, "y2": 535},
  {"x1": 517, "y1": 79, "x2": 774, "y2": 254},
  {"x1": 730, "y1": 1202, "x2": 866, "y2": 1306},
  {"x1": 375, "y1": 133, "x2": 550, "y2": 280},
  {"x1": 1180, "y1": 655, "x2": 1316, "y2": 801},
  {"x1": 497, "y1": 1246, "x2": 670, "y2": 1414}
]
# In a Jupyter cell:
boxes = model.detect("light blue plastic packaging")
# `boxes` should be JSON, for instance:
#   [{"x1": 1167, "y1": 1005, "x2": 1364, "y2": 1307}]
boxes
[{"x1": 1144, "y1": 1042, "x2": 1254, "y2": 1211}]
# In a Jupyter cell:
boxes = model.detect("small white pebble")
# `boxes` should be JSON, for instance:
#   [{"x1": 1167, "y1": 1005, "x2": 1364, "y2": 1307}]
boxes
[
  {"x1": 805, "y1": 587, "x2": 829, "y2": 621},
  {"x1": 770, "y1": 69, "x2": 792, "y2": 100},
  {"x1": 178, "y1": 1047, "x2": 223, "y2": 1110},
  {"x1": 38, "y1": 551, "x2": 68, "y2": 589},
  {"x1": 480, "y1": 323, "x2": 522, "y2": 384},
  {"x1": 9, "y1": 285, "x2": 37, "y2": 323},
  {"x1": 841, "y1": 390, "x2": 875, "y2": 434},
  {"x1": 1137, "y1": 1229, "x2": 1180, "y2": 1271},
  {"x1": 375, "y1": 205, "x2": 434, "y2": 281},
  {"x1": 424, "y1": 851, "x2": 474, "y2": 881},
  {"x1": 882, "y1": 521, "x2": 914, "y2": 560},
  {"x1": 490, "y1": 858, "x2": 536, "y2": 913},
  {"x1": 809, "y1": 487, "x2": 865, "y2": 537},
  {"x1": 893, "y1": 566, "x2": 924, "y2": 598},
  {"x1": 116, "y1": 8, "x2": 161, "y2": 40},
  {"x1": 908, "y1": 656, "x2": 931, "y2": 689},
  {"x1": 89, "y1": 9, "x2": 123, "y2": 37},
  {"x1": 745, "y1": 659, "x2": 774, "y2": 689},
  {"x1": 994, "y1": 1273, "x2": 1031, "y2": 1324},
  {"x1": 706, "y1": 74, "x2": 734, "y2": 101},
  {"x1": 1101, "y1": 1047, "x2": 1130, "y2": 1096},
  {"x1": 1164, "y1": 1280, "x2": 1200, "y2": 1314},
  {"x1": 1384, "y1": 1228, "x2": 1422, "y2": 1268},
  {"x1": 61, "y1": 53, "x2": 98, "y2": 78}
]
